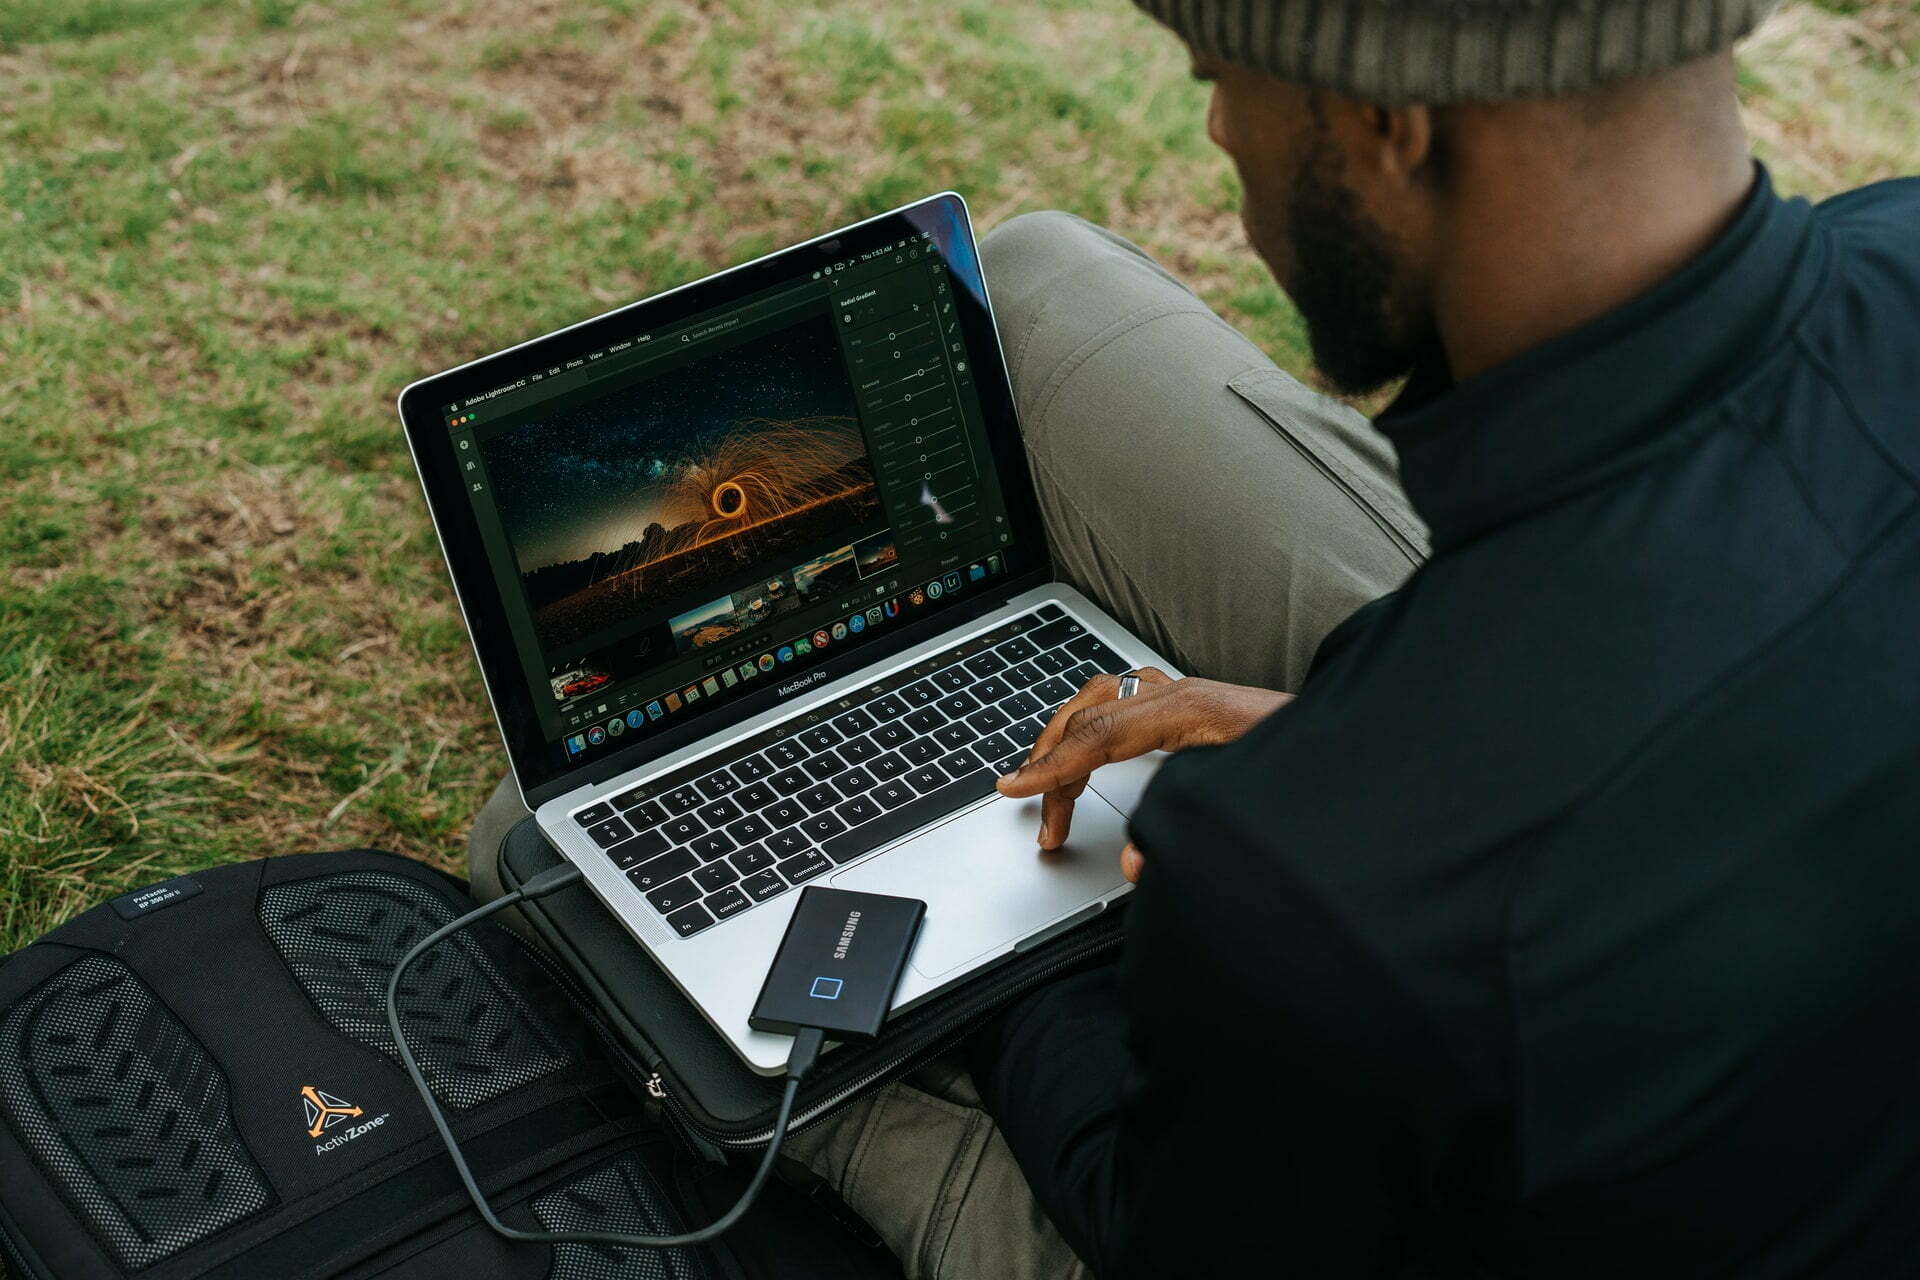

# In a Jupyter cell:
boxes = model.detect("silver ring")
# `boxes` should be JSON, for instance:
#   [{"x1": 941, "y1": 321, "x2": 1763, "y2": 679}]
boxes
[{"x1": 1116, "y1": 673, "x2": 1141, "y2": 700}]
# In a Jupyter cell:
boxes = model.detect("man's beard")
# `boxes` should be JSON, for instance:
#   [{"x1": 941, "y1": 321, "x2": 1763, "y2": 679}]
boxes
[{"x1": 1281, "y1": 147, "x2": 1438, "y2": 397}]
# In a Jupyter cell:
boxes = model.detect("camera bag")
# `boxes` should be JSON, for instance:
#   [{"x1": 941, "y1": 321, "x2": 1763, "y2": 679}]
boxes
[{"x1": 0, "y1": 850, "x2": 905, "y2": 1280}]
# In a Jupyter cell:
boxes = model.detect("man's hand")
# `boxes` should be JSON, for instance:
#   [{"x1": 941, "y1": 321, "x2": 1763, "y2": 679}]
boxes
[{"x1": 994, "y1": 669, "x2": 1292, "y2": 880}]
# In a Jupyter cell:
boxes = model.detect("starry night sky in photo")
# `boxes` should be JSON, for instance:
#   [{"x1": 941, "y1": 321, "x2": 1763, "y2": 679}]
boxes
[{"x1": 483, "y1": 313, "x2": 859, "y2": 572}]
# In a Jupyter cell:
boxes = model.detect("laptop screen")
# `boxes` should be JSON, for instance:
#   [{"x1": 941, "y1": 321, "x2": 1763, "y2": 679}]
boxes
[{"x1": 403, "y1": 196, "x2": 1045, "y2": 799}]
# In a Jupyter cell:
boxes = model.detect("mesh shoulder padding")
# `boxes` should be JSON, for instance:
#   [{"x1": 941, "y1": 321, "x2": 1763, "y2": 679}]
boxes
[
  {"x1": 258, "y1": 871, "x2": 572, "y2": 1109},
  {"x1": 0, "y1": 953, "x2": 274, "y2": 1269},
  {"x1": 533, "y1": 1155, "x2": 716, "y2": 1280}
]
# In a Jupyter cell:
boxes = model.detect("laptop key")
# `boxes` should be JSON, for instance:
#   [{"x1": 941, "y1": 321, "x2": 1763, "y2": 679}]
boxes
[
  {"x1": 797, "y1": 725, "x2": 842, "y2": 752},
  {"x1": 617, "y1": 796, "x2": 670, "y2": 830},
  {"x1": 737, "y1": 781, "x2": 777, "y2": 811},
  {"x1": 661, "y1": 814, "x2": 704, "y2": 843},
  {"x1": 1028, "y1": 618, "x2": 1085, "y2": 651},
  {"x1": 1005, "y1": 661, "x2": 1044, "y2": 689},
  {"x1": 868, "y1": 752, "x2": 910, "y2": 781},
  {"x1": 972, "y1": 675, "x2": 1013, "y2": 704},
  {"x1": 935, "y1": 692, "x2": 978, "y2": 718},
  {"x1": 932, "y1": 722, "x2": 975, "y2": 751},
  {"x1": 800, "y1": 812, "x2": 847, "y2": 843},
  {"x1": 820, "y1": 768, "x2": 998, "y2": 866},
  {"x1": 996, "y1": 636, "x2": 1039, "y2": 662},
  {"x1": 741, "y1": 870, "x2": 787, "y2": 902},
  {"x1": 1065, "y1": 634, "x2": 1127, "y2": 670},
  {"x1": 973, "y1": 731, "x2": 1016, "y2": 762},
  {"x1": 965, "y1": 705, "x2": 1011, "y2": 735},
  {"x1": 727, "y1": 813, "x2": 773, "y2": 845},
  {"x1": 692, "y1": 860, "x2": 740, "y2": 893},
  {"x1": 905, "y1": 765, "x2": 947, "y2": 794},
  {"x1": 607, "y1": 827, "x2": 668, "y2": 867},
  {"x1": 802, "y1": 751, "x2": 846, "y2": 781},
  {"x1": 696, "y1": 770, "x2": 741, "y2": 800},
  {"x1": 763, "y1": 798, "x2": 806, "y2": 829},
  {"x1": 731, "y1": 754, "x2": 773, "y2": 782},
  {"x1": 869, "y1": 692, "x2": 911, "y2": 721},
  {"x1": 839, "y1": 734, "x2": 881, "y2": 765},
  {"x1": 765, "y1": 739, "x2": 809, "y2": 768},
  {"x1": 832, "y1": 766, "x2": 877, "y2": 797},
  {"x1": 902, "y1": 737, "x2": 941, "y2": 765},
  {"x1": 1005, "y1": 718, "x2": 1043, "y2": 748},
  {"x1": 938, "y1": 748, "x2": 983, "y2": 780},
  {"x1": 963, "y1": 651, "x2": 1008, "y2": 678},
  {"x1": 990, "y1": 752, "x2": 1026, "y2": 776},
  {"x1": 1033, "y1": 676, "x2": 1077, "y2": 706},
  {"x1": 764, "y1": 828, "x2": 812, "y2": 859},
  {"x1": 835, "y1": 794, "x2": 883, "y2": 826},
  {"x1": 769, "y1": 768, "x2": 811, "y2": 796},
  {"x1": 832, "y1": 708, "x2": 877, "y2": 736},
  {"x1": 779, "y1": 850, "x2": 832, "y2": 885},
  {"x1": 903, "y1": 708, "x2": 945, "y2": 736},
  {"x1": 930, "y1": 665, "x2": 971, "y2": 693},
  {"x1": 730, "y1": 843, "x2": 776, "y2": 874},
  {"x1": 870, "y1": 779, "x2": 916, "y2": 810},
  {"x1": 585, "y1": 817, "x2": 633, "y2": 849},
  {"x1": 689, "y1": 832, "x2": 734, "y2": 861},
  {"x1": 870, "y1": 721, "x2": 912, "y2": 750},
  {"x1": 574, "y1": 802, "x2": 616, "y2": 829},
  {"x1": 697, "y1": 798, "x2": 742, "y2": 826},
  {"x1": 902, "y1": 680, "x2": 941, "y2": 707},
  {"x1": 1002, "y1": 690, "x2": 1043, "y2": 720},
  {"x1": 662, "y1": 784, "x2": 704, "y2": 814},
  {"x1": 705, "y1": 886, "x2": 750, "y2": 919},
  {"x1": 1067, "y1": 662, "x2": 1105, "y2": 687},
  {"x1": 1034, "y1": 649, "x2": 1076, "y2": 676},
  {"x1": 665, "y1": 902, "x2": 716, "y2": 938},
  {"x1": 796, "y1": 783, "x2": 839, "y2": 812},
  {"x1": 629, "y1": 850, "x2": 699, "y2": 892}
]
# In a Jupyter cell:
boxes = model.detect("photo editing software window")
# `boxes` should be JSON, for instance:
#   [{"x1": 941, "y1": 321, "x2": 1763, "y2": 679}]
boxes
[{"x1": 444, "y1": 234, "x2": 1015, "y2": 768}]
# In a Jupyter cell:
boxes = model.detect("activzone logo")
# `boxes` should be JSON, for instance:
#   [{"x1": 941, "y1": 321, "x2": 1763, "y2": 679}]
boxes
[{"x1": 301, "y1": 1085, "x2": 390, "y2": 1154}]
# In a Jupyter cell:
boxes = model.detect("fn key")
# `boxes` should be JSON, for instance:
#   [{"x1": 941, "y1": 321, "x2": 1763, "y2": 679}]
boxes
[{"x1": 665, "y1": 903, "x2": 715, "y2": 938}]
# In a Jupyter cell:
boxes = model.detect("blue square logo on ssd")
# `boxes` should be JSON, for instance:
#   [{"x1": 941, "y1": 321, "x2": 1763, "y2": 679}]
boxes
[{"x1": 809, "y1": 976, "x2": 843, "y2": 1000}]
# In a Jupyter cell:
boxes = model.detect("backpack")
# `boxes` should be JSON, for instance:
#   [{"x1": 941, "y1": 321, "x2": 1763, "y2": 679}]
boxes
[{"x1": 0, "y1": 850, "x2": 903, "y2": 1280}]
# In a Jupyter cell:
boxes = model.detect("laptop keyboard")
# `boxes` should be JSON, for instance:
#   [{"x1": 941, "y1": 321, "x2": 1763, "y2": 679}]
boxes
[{"x1": 570, "y1": 604, "x2": 1127, "y2": 940}]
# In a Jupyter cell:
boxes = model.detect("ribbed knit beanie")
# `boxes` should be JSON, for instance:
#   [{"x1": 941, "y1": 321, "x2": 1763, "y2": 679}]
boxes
[{"x1": 1132, "y1": 0, "x2": 1778, "y2": 103}]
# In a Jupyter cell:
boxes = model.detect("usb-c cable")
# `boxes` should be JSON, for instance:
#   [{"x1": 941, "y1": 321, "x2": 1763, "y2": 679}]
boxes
[{"x1": 384, "y1": 863, "x2": 826, "y2": 1250}]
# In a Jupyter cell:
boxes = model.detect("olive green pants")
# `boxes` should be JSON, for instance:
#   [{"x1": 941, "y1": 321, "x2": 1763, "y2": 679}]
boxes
[{"x1": 467, "y1": 210, "x2": 1425, "y2": 1278}]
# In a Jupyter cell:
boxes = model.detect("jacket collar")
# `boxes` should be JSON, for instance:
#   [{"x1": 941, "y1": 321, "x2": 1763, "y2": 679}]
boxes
[{"x1": 1375, "y1": 164, "x2": 1822, "y2": 552}]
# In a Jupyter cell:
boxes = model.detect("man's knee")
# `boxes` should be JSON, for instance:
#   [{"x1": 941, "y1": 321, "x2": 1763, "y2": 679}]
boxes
[{"x1": 980, "y1": 210, "x2": 1122, "y2": 401}]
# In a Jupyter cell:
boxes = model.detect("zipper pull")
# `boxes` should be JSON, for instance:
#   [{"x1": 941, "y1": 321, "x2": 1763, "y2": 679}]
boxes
[{"x1": 646, "y1": 1073, "x2": 666, "y2": 1100}]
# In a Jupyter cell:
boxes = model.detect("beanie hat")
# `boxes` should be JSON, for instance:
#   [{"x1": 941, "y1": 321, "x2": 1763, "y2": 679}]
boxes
[{"x1": 1132, "y1": 0, "x2": 1777, "y2": 103}]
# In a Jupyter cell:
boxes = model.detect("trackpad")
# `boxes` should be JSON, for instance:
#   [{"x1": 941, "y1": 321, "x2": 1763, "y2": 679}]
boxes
[{"x1": 830, "y1": 791, "x2": 1131, "y2": 980}]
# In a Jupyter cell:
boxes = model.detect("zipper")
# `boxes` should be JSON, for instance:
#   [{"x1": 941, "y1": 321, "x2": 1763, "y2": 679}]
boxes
[{"x1": 659, "y1": 924, "x2": 1126, "y2": 1149}]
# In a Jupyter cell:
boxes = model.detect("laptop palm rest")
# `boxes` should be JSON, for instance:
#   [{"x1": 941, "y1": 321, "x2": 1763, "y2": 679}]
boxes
[{"x1": 830, "y1": 790, "x2": 1131, "y2": 980}]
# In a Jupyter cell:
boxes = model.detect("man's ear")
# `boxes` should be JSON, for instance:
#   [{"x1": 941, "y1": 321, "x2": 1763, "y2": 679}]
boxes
[{"x1": 1362, "y1": 102, "x2": 1437, "y2": 186}]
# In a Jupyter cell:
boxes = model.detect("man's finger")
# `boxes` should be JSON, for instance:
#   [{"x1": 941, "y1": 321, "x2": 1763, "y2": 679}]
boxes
[{"x1": 1004, "y1": 682, "x2": 1177, "y2": 799}]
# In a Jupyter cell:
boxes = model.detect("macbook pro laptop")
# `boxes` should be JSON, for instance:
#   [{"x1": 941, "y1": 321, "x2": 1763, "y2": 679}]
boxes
[{"x1": 398, "y1": 193, "x2": 1176, "y2": 1072}]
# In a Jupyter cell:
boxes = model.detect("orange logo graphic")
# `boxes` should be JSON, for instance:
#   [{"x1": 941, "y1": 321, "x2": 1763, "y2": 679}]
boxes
[{"x1": 300, "y1": 1086, "x2": 365, "y2": 1139}]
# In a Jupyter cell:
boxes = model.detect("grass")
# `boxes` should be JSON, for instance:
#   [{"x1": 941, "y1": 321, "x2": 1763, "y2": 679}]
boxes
[{"x1": 1, "y1": 0, "x2": 1917, "y2": 954}]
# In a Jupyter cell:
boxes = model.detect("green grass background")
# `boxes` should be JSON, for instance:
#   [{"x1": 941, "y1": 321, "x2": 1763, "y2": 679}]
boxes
[{"x1": 3, "y1": 0, "x2": 1917, "y2": 952}]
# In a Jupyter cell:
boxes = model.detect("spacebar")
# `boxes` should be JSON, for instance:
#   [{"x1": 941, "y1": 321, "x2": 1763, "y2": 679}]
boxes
[{"x1": 820, "y1": 770, "x2": 999, "y2": 865}]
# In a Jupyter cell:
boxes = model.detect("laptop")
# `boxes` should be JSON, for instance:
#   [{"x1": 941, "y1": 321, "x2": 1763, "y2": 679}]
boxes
[{"x1": 398, "y1": 193, "x2": 1176, "y2": 1073}]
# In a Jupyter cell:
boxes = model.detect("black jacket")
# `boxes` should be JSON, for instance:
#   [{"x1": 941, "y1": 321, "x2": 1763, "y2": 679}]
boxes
[{"x1": 972, "y1": 167, "x2": 1920, "y2": 1277}]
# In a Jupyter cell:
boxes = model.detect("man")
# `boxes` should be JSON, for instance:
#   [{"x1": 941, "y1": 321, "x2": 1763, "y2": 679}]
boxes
[
  {"x1": 469, "y1": 0, "x2": 1920, "y2": 1271},
  {"x1": 954, "y1": 0, "x2": 1920, "y2": 1274}
]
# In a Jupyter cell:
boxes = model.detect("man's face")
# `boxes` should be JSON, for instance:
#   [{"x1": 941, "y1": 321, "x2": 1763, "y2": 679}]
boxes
[{"x1": 1195, "y1": 55, "x2": 1440, "y2": 396}]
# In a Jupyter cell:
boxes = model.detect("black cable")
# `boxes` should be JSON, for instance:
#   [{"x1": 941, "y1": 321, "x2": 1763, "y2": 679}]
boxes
[{"x1": 383, "y1": 862, "x2": 828, "y2": 1249}]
